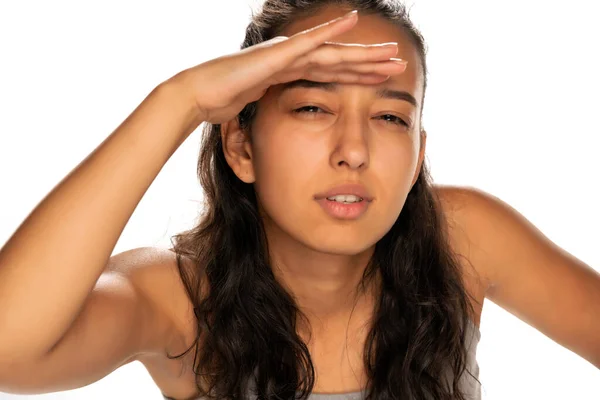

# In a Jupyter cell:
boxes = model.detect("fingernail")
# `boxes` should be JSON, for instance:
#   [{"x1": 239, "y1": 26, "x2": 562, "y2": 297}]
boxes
[
  {"x1": 390, "y1": 58, "x2": 408, "y2": 65},
  {"x1": 330, "y1": 10, "x2": 358, "y2": 25},
  {"x1": 343, "y1": 10, "x2": 358, "y2": 18},
  {"x1": 331, "y1": 10, "x2": 357, "y2": 24}
]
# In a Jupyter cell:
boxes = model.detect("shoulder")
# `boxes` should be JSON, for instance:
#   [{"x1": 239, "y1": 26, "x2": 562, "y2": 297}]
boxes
[
  {"x1": 432, "y1": 183, "x2": 514, "y2": 281},
  {"x1": 432, "y1": 183, "x2": 497, "y2": 270},
  {"x1": 432, "y1": 183, "x2": 489, "y2": 214},
  {"x1": 432, "y1": 183, "x2": 532, "y2": 292},
  {"x1": 431, "y1": 184, "x2": 498, "y2": 318},
  {"x1": 108, "y1": 246, "x2": 200, "y2": 358},
  {"x1": 432, "y1": 183, "x2": 498, "y2": 249},
  {"x1": 109, "y1": 247, "x2": 206, "y2": 396}
]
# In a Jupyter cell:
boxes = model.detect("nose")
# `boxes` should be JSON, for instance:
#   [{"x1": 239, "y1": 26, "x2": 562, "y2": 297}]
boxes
[{"x1": 330, "y1": 116, "x2": 370, "y2": 171}]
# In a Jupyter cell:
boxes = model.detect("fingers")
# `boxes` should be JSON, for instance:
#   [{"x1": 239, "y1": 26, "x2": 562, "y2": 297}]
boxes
[
  {"x1": 258, "y1": 11, "x2": 409, "y2": 89},
  {"x1": 328, "y1": 59, "x2": 408, "y2": 74},
  {"x1": 272, "y1": 65, "x2": 393, "y2": 86},
  {"x1": 270, "y1": 10, "x2": 359, "y2": 67},
  {"x1": 293, "y1": 10, "x2": 359, "y2": 48},
  {"x1": 304, "y1": 70, "x2": 391, "y2": 85},
  {"x1": 272, "y1": 58, "x2": 407, "y2": 85},
  {"x1": 264, "y1": 12, "x2": 408, "y2": 80},
  {"x1": 270, "y1": 41, "x2": 406, "y2": 84},
  {"x1": 296, "y1": 42, "x2": 400, "y2": 68},
  {"x1": 270, "y1": 56, "x2": 407, "y2": 88}
]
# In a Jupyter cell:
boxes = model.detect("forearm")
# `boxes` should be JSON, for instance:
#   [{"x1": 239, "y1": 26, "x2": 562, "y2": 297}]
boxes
[{"x1": 0, "y1": 78, "x2": 203, "y2": 360}]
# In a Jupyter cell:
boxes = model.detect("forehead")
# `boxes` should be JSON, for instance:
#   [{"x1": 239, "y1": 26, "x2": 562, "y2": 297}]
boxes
[{"x1": 278, "y1": 5, "x2": 423, "y2": 102}]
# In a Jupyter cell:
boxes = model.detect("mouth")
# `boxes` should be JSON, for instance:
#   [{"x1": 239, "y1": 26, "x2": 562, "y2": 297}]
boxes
[
  {"x1": 325, "y1": 194, "x2": 364, "y2": 204},
  {"x1": 314, "y1": 183, "x2": 374, "y2": 202},
  {"x1": 315, "y1": 197, "x2": 371, "y2": 220}
]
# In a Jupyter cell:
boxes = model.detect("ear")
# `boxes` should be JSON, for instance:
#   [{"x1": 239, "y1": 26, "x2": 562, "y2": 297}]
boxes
[
  {"x1": 411, "y1": 129, "x2": 427, "y2": 186},
  {"x1": 220, "y1": 117, "x2": 255, "y2": 183}
]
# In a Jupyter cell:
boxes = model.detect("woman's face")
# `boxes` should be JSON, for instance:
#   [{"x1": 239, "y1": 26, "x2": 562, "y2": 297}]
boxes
[{"x1": 226, "y1": 6, "x2": 425, "y2": 256}]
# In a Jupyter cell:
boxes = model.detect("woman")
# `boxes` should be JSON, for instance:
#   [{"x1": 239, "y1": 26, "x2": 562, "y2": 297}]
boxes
[{"x1": 0, "y1": 0, "x2": 598, "y2": 399}]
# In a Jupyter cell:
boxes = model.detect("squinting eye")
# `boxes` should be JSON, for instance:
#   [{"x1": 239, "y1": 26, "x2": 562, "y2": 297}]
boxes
[
  {"x1": 293, "y1": 106, "x2": 325, "y2": 114},
  {"x1": 378, "y1": 114, "x2": 409, "y2": 127},
  {"x1": 292, "y1": 106, "x2": 409, "y2": 128}
]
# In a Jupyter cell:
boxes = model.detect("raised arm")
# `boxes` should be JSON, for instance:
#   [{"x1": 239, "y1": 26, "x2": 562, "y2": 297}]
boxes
[
  {"x1": 0, "y1": 9, "x2": 410, "y2": 393},
  {"x1": 0, "y1": 80, "x2": 203, "y2": 393},
  {"x1": 0, "y1": 246, "x2": 191, "y2": 394}
]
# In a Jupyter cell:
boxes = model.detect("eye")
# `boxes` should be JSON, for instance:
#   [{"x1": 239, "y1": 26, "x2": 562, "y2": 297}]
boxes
[
  {"x1": 292, "y1": 106, "x2": 409, "y2": 128},
  {"x1": 378, "y1": 114, "x2": 409, "y2": 127},
  {"x1": 293, "y1": 105, "x2": 326, "y2": 114}
]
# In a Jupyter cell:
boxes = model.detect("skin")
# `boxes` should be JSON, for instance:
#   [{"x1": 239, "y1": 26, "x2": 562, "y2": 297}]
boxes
[
  {"x1": 218, "y1": 6, "x2": 430, "y2": 392},
  {"x1": 2, "y1": 5, "x2": 598, "y2": 400},
  {"x1": 222, "y1": 6, "x2": 426, "y2": 329},
  {"x1": 215, "y1": 6, "x2": 600, "y2": 394}
]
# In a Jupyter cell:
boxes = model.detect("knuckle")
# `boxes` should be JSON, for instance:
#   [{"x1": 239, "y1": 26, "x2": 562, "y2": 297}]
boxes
[
  {"x1": 304, "y1": 67, "x2": 319, "y2": 80},
  {"x1": 332, "y1": 44, "x2": 348, "y2": 63},
  {"x1": 364, "y1": 65, "x2": 376, "y2": 74},
  {"x1": 307, "y1": 69, "x2": 330, "y2": 82},
  {"x1": 303, "y1": 53, "x2": 316, "y2": 67}
]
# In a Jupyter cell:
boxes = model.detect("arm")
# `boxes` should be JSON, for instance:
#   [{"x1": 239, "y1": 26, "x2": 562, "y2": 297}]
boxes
[
  {"x1": 0, "y1": 247, "x2": 186, "y2": 394},
  {"x1": 444, "y1": 185, "x2": 600, "y2": 369},
  {"x1": 0, "y1": 77, "x2": 203, "y2": 389}
]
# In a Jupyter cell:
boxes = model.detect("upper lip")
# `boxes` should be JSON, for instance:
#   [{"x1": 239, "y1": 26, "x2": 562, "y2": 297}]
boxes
[{"x1": 314, "y1": 183, "x2": 374, "y2": 201}]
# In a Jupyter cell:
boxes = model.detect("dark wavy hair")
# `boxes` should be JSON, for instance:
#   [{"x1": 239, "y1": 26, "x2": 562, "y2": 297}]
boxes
[{"x1": 168, "y1": 1, "x2": 480, "y2": 399}]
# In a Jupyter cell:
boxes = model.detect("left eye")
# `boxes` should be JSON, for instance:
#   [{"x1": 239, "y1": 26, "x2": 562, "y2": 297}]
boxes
[
  {"x1": 292, "y1": 106, "x2": 408, "y2": 127},
  {"x1": 378, "y1": 114, "x2": 408, "y2": 127},
  {"x1": 293, "y1": 106, "x2": 325, "y2": 114}
]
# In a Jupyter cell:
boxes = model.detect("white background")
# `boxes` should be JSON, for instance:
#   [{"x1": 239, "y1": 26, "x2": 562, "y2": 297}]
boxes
[{"x1": 1, "y1": 0, "x2": 599, "y2": 399}]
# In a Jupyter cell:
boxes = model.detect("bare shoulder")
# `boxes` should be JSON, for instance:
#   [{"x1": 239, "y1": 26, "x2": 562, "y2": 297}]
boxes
[
  {"x1": 118, "y1": 246, "x2": 202, "y2": 396},
  {"x1": 432, "y1": 184, "x2": 600, "y2": 368},
  {"x1": 432, "y1": 184, "x2": 495, "y2": 324},
  {"x1": 432, "y1": 183, "x2": 483, "y2": 215},
  {"x1": 114, "y1": 247, "x2": 199, "y2": 356},
  {"x1": 432, "y1": 183, "x2": 505, "y2": 287}
]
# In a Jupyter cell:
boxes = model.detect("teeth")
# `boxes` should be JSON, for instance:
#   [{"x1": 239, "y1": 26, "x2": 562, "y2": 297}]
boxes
[{"x1": 326, "y1": 194, "x2": 363, "y2": 203}]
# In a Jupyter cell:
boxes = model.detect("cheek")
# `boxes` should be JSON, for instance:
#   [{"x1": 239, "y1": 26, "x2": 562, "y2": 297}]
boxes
[
  {"x1": 373, "y1": 135, "x2": 419, "y2": 188},
  {"x1": 251, "y1": 127, "x2": 329, "y2": 195},
  {"x1": 368, "y1": 136, "x2": 419, "y2": 230},
  {"x1": 247, "y1": 124, "x2": 420, "y2": 253}
]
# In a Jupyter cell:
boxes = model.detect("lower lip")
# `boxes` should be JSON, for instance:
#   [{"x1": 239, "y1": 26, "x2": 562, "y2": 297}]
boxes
[{"x1": 316, "y1": 198, "x2": 370, "y2": 220}]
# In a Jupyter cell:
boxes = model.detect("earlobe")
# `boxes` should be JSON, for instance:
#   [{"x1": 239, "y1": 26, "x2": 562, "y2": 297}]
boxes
[{"x1": 220, "y1": 118, "x2": 256, "y2": 183}]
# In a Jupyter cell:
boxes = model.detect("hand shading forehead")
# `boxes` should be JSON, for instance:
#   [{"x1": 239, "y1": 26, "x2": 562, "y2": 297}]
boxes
[{"x1": 278, "y1": 5, "x2": 424, "y2": 108}]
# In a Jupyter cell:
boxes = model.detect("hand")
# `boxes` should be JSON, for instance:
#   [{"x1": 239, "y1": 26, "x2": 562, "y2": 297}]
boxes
[{"x1": 169, "y1": 10, "x2": 408, "y2": 124}]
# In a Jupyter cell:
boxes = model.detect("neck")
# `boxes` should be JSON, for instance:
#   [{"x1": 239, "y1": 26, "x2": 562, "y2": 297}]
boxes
[{"x1": 263, "y1": 223, "x2": 380, "y2": 331}]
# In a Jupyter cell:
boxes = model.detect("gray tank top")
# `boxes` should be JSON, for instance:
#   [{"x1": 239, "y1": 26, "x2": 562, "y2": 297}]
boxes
[{"x1": 163, "y1": 320, "x2": 481, "y2": 400}]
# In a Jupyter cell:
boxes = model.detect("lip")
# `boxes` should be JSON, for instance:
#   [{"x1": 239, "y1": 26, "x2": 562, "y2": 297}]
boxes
[
  {"x1": 314, "y1": 183, "x2": 374, "y2": 202},
  {"x1": 315, "y1": 197, "x2": 371, "y2": 220}
]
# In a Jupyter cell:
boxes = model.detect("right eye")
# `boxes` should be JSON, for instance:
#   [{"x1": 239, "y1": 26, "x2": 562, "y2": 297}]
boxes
[{"x1": 292, "y1": 105, "x2": 326, "y2": 114}]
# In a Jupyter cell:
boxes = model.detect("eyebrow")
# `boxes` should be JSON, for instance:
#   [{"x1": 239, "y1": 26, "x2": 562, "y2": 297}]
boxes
[{"x1": 279, "y1": 79, "x2": 418, "y2": 108}]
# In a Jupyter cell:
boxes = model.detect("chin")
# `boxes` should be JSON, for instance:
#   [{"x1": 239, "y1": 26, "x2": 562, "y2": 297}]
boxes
[{"x1": 302, "y1": 230, "x2": 381, "y2": 256}]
